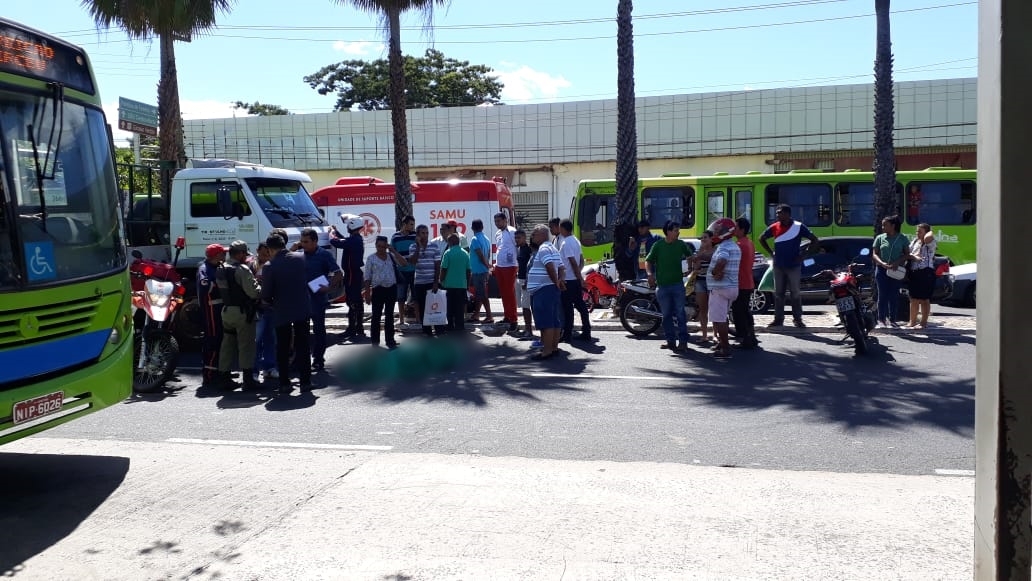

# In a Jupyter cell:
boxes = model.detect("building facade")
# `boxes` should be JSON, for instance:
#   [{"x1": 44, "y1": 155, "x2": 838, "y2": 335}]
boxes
[{"x1": 184, "y1": 77, "x2": 976, "y2": 223}]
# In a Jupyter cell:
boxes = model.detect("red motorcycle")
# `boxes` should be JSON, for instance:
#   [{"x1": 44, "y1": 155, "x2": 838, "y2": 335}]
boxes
[
  {"x1": 129, "y1": 237, "x2": 187, "y2": 392},
  {"x1": 820, "y1": 248, "x2": 877, "y2": 355},
  {"x1": 581, "y1": 259, "x2": 620, "y2": 311}
]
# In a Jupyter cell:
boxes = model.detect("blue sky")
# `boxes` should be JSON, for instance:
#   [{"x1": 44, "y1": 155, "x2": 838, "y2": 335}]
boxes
[{"x1": 7, "y1": 0, "x2": 976, "y2": 145}]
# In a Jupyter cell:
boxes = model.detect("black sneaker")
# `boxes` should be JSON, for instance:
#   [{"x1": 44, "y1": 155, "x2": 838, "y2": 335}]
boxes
[
  {"x1": 508, "y1": 322, "x2": 519, "y2": 332},
  {"x1": 767, "y1": 320, "x2": 784, "y2": 328},
  {"x1": 574, "y1": 331, "x2": 593, "y2": 341},
  {"x1": 312, "y1": 361, "x2": 325, "y2": 372},
  {"x1": 793, "y1": 319, "x2": 806, "y2": 329}
]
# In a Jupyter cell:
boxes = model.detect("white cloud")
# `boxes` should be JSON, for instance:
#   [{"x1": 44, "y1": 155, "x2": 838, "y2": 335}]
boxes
[
  {"x1": 332, "y1": 40, "x2": 383, "y2": 56},
  {"x1": 494, "y1": 65, "x2": 571, "y2": 103}
]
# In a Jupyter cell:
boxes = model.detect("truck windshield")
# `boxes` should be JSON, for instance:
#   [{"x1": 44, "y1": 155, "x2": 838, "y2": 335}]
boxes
[
  {"x1": 245, "y1": 177, "x2": 325, "y2": 228},
  {"x1": 0, "y1": 90, "x2": 125, "y2": 290}
]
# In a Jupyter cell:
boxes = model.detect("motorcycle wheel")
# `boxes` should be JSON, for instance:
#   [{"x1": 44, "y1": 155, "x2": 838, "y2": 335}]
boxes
[
  {"x1": 171, "y1": 298, "x2": 204, "y2": 347},
  {"x1": 844, "y1": 313, "x2": 868, "y2": 355},
  {"x1": 620, "y1": 297, "x2": 661, "y2": 337},
  {"x1": 133, "y1": 330, "x2": 180, "y2": 393}
]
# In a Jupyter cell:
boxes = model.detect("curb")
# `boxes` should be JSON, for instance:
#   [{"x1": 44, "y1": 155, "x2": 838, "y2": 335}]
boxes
[{"x1": 323, "y1": 319, "x2": 975, "y2": 336}]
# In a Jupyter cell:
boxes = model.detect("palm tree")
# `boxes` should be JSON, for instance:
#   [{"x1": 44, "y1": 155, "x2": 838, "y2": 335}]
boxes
[
  {"x1": 872, "y1": 0, "x2": 896, "y2": 233},
  {"x1": 82, "y1": 1, "x2": 235, "y2": 186},
  {"x1": 335, "y1": 0, "x2": 450, "y2": 226},
  {"x1": 613, "y1": 0, "x2": 639, "y2": 280}
]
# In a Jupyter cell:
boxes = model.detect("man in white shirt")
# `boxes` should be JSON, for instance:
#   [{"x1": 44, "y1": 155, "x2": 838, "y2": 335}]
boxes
[
  {"x1": 493, "y1": 212, "x2": 520, "y2": 332},
  {"x1": 558, "y1": 219, "x2": 592, "y2": 342}
]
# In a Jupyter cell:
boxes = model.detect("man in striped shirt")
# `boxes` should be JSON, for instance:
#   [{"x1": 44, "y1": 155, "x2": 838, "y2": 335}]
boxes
[
  {"x1": 526, "y1": 224, "x2": 566, "y2": 360},
  {"x1": 405, "y1": 224, "x2": 443, "y2": 336},
  {"x1": 706, "y1": 218, "x2": 742, "y2": 359}
]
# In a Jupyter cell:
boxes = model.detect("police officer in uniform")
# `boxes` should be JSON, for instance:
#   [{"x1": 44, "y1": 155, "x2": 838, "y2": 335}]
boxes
[
  {"x1": 198, "y1": 243, "x2": 227, "y2": 387},
  {"x1": 216, "y1": 240, "x2": 261, "y2": 390}
]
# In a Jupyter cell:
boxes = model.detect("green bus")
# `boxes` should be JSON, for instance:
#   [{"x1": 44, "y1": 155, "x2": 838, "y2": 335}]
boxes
[
  {"x1": 0, "y1": 18, "x2": 132, "y2": 444},
  {"x1": 572, "y1": 167, "x2": 977, "y2": 266}
]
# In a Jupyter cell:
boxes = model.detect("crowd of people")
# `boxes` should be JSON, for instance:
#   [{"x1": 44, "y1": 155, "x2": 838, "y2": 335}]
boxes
[{"x1": 194, "y1": 204, "x2": 943, "y2": 392}]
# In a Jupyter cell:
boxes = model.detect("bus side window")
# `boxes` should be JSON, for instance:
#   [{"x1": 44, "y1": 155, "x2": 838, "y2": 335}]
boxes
[
  {"x1": 907, "y1": 181, "x2": 976, "y2": 226},
  {"x1": 764, "y1": 183, "x2": 833, "y2": 227},
  {"x1": 578, "y1": 195, "x2": 613, "y2": 247}
]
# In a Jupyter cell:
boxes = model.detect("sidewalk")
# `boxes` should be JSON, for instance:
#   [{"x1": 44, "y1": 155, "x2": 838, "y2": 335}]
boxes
[
  {"x1": 326, "y1": 299, "x2": 977, "y2": 335},
  {"x1": 5, "y1": 437, "x2": 973, "y2": 580}
]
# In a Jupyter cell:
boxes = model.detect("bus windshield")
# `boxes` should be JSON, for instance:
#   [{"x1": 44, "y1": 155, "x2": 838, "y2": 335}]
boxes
[
  {"x1": 0, "y1": 90, "x2": 125, "y2": 289},
  {"x1": 245, "y1": 177, "x2": 325, "y2": 228}
]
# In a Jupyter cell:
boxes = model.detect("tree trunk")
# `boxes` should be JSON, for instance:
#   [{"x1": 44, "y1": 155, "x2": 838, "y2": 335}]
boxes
[
  {"x1": 158, "y1": 34, "x2": 186, "y2": 199},
  {"x1": 387, "y1": 5, "x2": 413, "y2": 228},
  {"x1": 614, "y1": 0, "x2": 639, "y2": 279},
  {"x1": 872, "y1": 0, "x2": 896, "y2": 234}
]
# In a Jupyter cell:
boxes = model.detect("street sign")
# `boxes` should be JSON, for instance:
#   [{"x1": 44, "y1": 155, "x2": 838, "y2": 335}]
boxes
[
  {"x1": 118, "y1": 97, "x2": 158, "y2": 128},
  {"x1": 118, "y1": 119, "x2": 158, "y2": 138}
]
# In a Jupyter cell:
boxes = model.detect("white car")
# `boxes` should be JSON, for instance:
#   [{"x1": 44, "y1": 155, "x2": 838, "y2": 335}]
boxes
[{"x1": 949, "y1": 263, "x2": 976, "y2": 307}]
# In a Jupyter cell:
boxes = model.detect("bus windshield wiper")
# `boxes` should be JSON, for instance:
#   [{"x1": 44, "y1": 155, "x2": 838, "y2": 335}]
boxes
[{"x1": 27, "y1": 83, "x2": 65, "y2": 233}]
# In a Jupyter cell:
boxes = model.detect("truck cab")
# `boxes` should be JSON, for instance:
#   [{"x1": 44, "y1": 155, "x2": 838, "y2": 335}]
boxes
[{"x1": 158, "y1": 160, "x2": 332, "y2": 269}]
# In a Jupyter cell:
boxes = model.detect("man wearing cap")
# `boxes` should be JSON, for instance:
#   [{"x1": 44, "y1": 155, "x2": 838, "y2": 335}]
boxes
[
  {"x1": 198, "y1": 243, "x2": 227, "y2": 387},
  {"x1": 216, "y1": 241, "x2": 262, "y2": 390},
  {"x1": 448, "y1": 220, "x2": 469, "y2": 250}
]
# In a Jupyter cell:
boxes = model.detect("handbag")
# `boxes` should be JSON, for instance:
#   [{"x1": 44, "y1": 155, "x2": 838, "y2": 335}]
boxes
[
  {"x1": 883, "y1": 235, "x2": 907, "y2": 281},
  {"x1": 886, "y1": 265, "x2": 907, "y2": 281},
  {"x1": 423, "y1": 289, "x2": 448, "y2": 326}
]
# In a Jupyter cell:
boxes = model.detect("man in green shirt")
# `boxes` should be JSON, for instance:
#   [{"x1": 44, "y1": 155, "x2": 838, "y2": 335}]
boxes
[
  {"x1": 645, "y1": 221, "x2": 695, "y2": 352},
  {"x1": 440, "y1": 234, "x2": 472, "y2": 334}
]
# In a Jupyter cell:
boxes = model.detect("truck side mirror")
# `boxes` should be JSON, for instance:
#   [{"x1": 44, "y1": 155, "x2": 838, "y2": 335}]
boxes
[{"x1": 216, "y1": 185, "x2": 238, "y2": 219}]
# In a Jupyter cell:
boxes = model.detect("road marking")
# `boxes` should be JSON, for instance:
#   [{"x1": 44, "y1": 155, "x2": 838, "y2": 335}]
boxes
[
  {"x1": 934, "y1": 469, "x2": 975, "y2": 477},
  {"x1": 530, "y1": 373, "x2": 681, "y2": 381},
  {"x1": 166, "y1": 438, "x2": 392, "y2": 451}
]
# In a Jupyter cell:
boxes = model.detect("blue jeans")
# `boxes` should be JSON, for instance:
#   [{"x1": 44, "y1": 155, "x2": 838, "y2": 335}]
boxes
[
  {"x1": 656, "y1": 283, "x2": 689, "y2": 345},
  {"x1": 255, "y1": 312, "x2": 276, "y2": 371},
  {"x1": 876, "y1": 267, "x2": 903, "y2": 322}
]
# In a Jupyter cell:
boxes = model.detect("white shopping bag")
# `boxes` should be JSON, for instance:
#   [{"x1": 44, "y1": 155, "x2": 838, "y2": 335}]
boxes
[{"x1": 423, "y1": 290, "x2": 448, "y2": 326}]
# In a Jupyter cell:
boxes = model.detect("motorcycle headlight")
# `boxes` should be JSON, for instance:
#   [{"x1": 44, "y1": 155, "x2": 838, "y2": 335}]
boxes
[{"x1": 148, "y1": 293, "x2": 171, "y2": 307}]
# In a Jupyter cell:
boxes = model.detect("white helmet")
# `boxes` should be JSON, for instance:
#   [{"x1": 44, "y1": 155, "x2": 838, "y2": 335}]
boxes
[{"x1": 340, "y1": 213, "x2": 364, "y2": 233}]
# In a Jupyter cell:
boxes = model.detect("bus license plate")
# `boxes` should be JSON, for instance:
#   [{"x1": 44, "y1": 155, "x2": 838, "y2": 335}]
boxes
[
  {"x1": 12, "y1": 392, "x2": 64, "y2": 425},
  {"x1": 835, "y1": 297, "x2": 855, "y2": 313}
]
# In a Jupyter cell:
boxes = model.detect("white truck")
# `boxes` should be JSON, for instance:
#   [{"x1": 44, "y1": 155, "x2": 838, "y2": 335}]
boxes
[{"x1": 125, "y1": 159, "x2": 335, "y2": 341}]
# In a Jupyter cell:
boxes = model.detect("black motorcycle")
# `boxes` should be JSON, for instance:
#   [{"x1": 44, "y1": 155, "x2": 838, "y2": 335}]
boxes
[{"x1": 617, "y1": 274, "x2": 700, "y2": 337}]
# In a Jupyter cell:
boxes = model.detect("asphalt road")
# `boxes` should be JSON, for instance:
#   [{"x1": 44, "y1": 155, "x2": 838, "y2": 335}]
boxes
[{"x1": 43, "y1": 319, "x2": 975, "y2": 477}]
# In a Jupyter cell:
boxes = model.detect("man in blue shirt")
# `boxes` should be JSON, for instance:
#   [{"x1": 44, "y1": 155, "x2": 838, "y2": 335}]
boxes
[
  {"x1": 759, "y1": 204, "x2": 820, "y2": 328},
  {"x1": 468, "y1": 218, "x2": 494, "y2": 323},
  {"x1": 299, "y1": 228, "x2": 341, "y2": 371},
  {"x1": 391, "y1": 216, "x2": 417, "y2": 325},
  {"x1": 329, "y1": 214, "x2": 367, "y2": 340}
]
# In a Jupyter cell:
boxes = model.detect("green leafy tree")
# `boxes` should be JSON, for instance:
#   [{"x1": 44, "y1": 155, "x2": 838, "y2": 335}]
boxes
[
  {"x1": 305, "y1": 48, "x2": 503, "y2": 111},
  {"x1": 233, "y1": 101, "x2": 291, "y2": 116},
  {"x1": 872, "y1": 0, "x2": 896, "y2": 233},
  {"x1": 330, "y1": 0, "x2": 451, "y2": 226},
  {"x1": 613, "y1": 0, "x2": 639, "y2": 280},
  {"x1": 81, "y1": 0, "x2": 236, "y2": 188}
]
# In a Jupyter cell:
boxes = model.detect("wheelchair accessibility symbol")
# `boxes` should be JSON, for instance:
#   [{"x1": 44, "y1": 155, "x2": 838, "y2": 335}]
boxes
[{"x1": 24, "y1": 242, "x2": 56, "y2": 282}]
